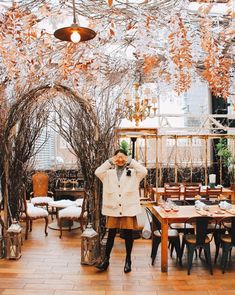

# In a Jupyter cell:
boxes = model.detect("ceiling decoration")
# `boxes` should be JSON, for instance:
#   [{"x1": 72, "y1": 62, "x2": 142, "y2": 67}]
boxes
[{"x1": 0, "y1": 0, "x2": 234, "y2": 107}]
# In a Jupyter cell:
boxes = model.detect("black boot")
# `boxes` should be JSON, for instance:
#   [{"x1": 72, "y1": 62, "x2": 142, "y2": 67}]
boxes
[
  {"x1": 95, "y1": 257, "x2": 110, "y2": 271},
  {"x1": 124, "y1": 257, "x2": 131, "y2": 273}
]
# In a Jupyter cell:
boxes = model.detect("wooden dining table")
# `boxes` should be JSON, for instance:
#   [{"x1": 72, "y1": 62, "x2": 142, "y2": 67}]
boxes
[
  {"x1": 152, "y1": 204, "x2": 235, "y2": 272},
  {"x1": 153, "y1": 187, "x2": 235, "y2": 204}
]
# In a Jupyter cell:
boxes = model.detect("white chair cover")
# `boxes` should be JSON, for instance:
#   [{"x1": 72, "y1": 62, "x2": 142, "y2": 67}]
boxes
[
  {"x1": 31, "y1": 196, "x2": 53, "y2": 205},
  {"x1": 58, "y1": 206, "x2": 82, "y2": 219}
]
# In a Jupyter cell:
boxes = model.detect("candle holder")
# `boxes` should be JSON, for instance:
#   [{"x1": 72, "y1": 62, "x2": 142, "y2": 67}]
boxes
[
  {"x1": 6, "y1": 221, "x2": 22, "y2": 260},
  {"x1": 209, "y1": 174, "x2": 216, "y2": 189},
  {"x1": 81, "y1": 223, "x2": 99, "y2": 265}
]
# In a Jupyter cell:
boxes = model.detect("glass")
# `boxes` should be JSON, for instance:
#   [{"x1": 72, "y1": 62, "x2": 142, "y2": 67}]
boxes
[
  {"x1": 172, "y1": 205, "x2": 179, "y2": 212},
  {"x1": 164, "y1": 200, "x2": 172, "y2": 212},
  {"x1": 164, "y1": 205, "x2": 171, "y2": 212}
]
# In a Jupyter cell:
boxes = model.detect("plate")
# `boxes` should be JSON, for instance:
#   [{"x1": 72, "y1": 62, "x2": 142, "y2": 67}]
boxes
[
  {"x1": 226, "y1": 209, "x2": 235, "y2": 215},
  {"x1": 214, "y1": 210, "x2": 225, "y2": 215}
]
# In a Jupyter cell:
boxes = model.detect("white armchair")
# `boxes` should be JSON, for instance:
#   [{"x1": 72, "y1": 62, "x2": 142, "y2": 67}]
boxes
[
  {"x1": 58, "y1": 198, "x2": 87, "y2": 238},
  {"x1": 20, "y1": 187, "x2": 49, "y2": 240}
]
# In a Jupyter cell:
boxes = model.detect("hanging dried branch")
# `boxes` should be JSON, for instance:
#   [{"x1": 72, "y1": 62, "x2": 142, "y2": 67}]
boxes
[
  {"x1": 168, "y1": 15, "x2": 193, "y2": 95},
  {"x1": 200, "y1": 19, "x2": 232, "y2": 98},
  {"x1": 0, "y1": 0, "x2": 233, "y2": 104}
]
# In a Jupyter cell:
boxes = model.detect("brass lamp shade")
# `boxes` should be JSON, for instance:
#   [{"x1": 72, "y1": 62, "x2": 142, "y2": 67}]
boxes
[{"x1": 54, "y1": 24, "x2": 96, "y2": 42}]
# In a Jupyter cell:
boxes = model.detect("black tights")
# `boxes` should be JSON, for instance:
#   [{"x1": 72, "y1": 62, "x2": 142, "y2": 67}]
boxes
[{"x1": 105, "y1": 228, "x2": 133, "y2": 260}]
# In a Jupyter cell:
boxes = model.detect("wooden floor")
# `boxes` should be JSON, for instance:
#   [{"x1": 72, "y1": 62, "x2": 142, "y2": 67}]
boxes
[{"x1": 0, "y1": 220, "x2": 235, "y2": 295}]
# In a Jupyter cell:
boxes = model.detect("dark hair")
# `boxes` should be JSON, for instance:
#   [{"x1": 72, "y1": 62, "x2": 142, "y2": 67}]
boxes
[{"x1": 114, "y1": 149, "x2": 128, "y2": 156}]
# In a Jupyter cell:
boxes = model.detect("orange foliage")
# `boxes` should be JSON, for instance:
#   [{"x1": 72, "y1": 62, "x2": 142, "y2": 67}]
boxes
[
  {"x1": 108, "y1": 0, "x2": 113, "y2": 7},
  {"x1": 143, "y1": 56, "x2": 159, "y2": 75},
  {"x1": 200, "y1": 20, "x2": 232, "y2": 99},
  {"x1": 168, "y1": 16, "x2": 193, "y2": 95},
  {"x1": 108, "y1": 20, "x2": 115, "y2": 37}
]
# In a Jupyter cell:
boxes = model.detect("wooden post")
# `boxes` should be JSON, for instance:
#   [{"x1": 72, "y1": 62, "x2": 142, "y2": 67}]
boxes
[
  {"x1": 159, "y1": 136, "x2": 162, "y2": 187},
  {"x1": 174, "y1": 136, "x2": 178, "y2": 183},
  {"x1": 205, "y1": 136, "x2": 208, "y2": 186},
  {"x1": 144, "y1": 136, "x2": 147, "y2": 198},
  {"x1": 155, "y1": 136, "x2": 159, "y2": 201},
  {"x1": 135, "y1": 138, "x2": 138, "y2": 161},
  {"x1": 190, "y1": 136, "x2": 193, "y2": 182}
]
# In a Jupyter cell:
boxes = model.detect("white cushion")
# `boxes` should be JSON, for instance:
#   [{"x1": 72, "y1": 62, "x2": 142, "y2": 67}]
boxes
[
  {"x1": 75, "y1": 199, "x2": 83, "y2": 207},
  {"x1": 58, "y1": 206, "x2": 82, "y2": 219},
  {"x1": 142, "y1": 219, "x2": 151, "y2": 239},
  {"x1": 49, "y1": 199, "x2": 76, "y2": 208},
  {"x1": 27, "y1": 202, "x2": 34, "y2": 209},
  {"x1": 136, "y1": 207, "x2": 147, "y2": 228},
  {"x1": 31, "y1": 196, "x2": 53, "y2": 205},
  {"x1": 27, "y1": 206, "x2": 49, "y2": 218}
]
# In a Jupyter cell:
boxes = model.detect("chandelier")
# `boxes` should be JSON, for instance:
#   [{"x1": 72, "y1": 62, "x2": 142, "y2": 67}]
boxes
[
  {"x1": 122, "y1": 82, "x2": 158, "y2": 126},
  {"x1": 54, "y1": 0, "x2": 96, "y2": 43}
]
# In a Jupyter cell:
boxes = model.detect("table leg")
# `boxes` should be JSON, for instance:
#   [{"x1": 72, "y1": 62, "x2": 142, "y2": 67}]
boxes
[
  {"x1": 232, "y1": 191, "x2": 235, "y2": 205},
  {"x1": 161, "y1": 220, "x2": 168, "y2": 272},
  {"x1": 156, "y1": 192, "x2": 161, "y2": 204}
]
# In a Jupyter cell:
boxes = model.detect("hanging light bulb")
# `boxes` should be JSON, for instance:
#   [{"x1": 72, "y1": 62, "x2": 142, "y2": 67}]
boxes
[
  {"x1": 70, "y1": 31, "x2": 81, "y2": 43},
  {"x1": 54, "y1": 0, "x2": 96, "y2": 43}
]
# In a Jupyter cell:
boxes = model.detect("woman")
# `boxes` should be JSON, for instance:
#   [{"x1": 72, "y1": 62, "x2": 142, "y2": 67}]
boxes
[{"x1": 95, "y1": 149, "x2": 147, "y2": 273}]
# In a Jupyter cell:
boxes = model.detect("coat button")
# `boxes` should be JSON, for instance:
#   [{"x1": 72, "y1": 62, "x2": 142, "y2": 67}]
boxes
[
  {"x1": 119, "y1": 204, "x2": 121, "y2": 206},
  {"x1": 118, "y1": 185, "x2": 120, "y2": 188},
  {"x1": 119, "y1": 194, "x2": 121, "y2": 197},
  {"x1": 120, "y1": 212, "x2": 122, "y2": 215}
]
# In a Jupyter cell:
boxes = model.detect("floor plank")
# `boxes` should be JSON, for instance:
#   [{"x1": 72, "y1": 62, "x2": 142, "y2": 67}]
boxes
[{"x1": 0, "y1": 219, "x2": 234, "y2": 295}]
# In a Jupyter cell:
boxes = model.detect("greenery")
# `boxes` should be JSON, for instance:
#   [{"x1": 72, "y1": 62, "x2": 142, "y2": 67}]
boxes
[
  {"x1": 119, "y1": 140, "x2": 131, "y2": 156},
  {"x1": 216, "y1": 139, "x2": 232, "y2": 167},
  {"x1": 216, "y1": 139, "x2": 235, "y2": 184}
]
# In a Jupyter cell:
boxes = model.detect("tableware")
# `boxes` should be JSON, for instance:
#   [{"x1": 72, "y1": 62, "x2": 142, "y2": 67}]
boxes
[
  {"x1": 196, "y1": 209, "x2": 209, "y2": 216},
  {"x1": 219, "y1": 201, "x2": 232, "y2": 210},
  {"x1": 194, "y1": 194, "x2": 201, "y2": 200},
  {"x1": 214, "y1": 210, "x2": 225, "y2": 215},
  {"x1": 172, "y1": 206, "x2": 179, "y2": 212},
  {"x1": 226, "y1": 209, "x2": 235, "y2": 215},
  {"x1": 164, "y1": 206, "x2": 171, "y2": 212}
]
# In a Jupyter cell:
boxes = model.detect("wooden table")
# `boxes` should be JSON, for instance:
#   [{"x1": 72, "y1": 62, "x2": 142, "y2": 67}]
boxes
[
  {"x1": 152, "y1": 204, "x2": 235, "y2": 272},
  {"x1": 54, "y1": 188, "x2": 85, "y2": 201},
  {"x1": 153, "y1": 187, "x2": 235, "y2": 204}
]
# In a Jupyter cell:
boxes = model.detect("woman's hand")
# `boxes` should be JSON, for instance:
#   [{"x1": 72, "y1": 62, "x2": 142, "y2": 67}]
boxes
[{"x1": 112, "y1": 153, "x2": 128, "y2": 166}]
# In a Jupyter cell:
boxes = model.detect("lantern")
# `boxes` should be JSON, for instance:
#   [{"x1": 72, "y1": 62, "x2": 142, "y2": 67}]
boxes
[
  {"x1": 209, "y1": 174, "x2": 216, "y2": 189},
  {"x1": 81, "y1": 223, "x2": 99, "y2": 265},
  {"x1": 6, "y1": 221, "x2": 22, "y2": 260}
]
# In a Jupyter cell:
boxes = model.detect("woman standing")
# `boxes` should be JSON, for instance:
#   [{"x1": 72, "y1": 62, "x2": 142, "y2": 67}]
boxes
[{"x1": 95, "y1": 149, "x2": 147, "y2": 273}]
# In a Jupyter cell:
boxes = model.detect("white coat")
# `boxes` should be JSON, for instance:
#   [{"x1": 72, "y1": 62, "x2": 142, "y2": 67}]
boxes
[{"x1": 95, "y1": 159, "x2": 147, "y2": 217}]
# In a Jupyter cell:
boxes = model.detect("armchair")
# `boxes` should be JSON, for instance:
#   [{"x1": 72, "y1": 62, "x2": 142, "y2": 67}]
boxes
[
  {"x1": 58, "y1": 196, "x2": 87, "y2": 238},
  {"x1": 30, "y1": 171, "x2": 54, "y2": 216},
  {"x1": 20, "y1": 185, "x2": 49, "y2": 240}
]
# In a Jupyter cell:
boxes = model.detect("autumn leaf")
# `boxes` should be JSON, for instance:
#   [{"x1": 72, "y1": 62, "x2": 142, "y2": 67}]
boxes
[
  {"x1": 109, "y1": 28, "x2": 115, "y2": 36},
  {"x1": 108, "y1": 0, "x2": 113, "y2": 7}
]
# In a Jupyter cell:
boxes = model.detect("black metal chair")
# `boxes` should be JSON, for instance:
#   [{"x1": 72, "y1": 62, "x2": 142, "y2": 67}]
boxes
[
  {"x1": 169, "y1": 200, "x2": 194, "y2": 234},
  {"x1": 219, "y1": 217, "x2": 235, "y2": 273},
  {"x1": 145, "y1": 207, "x2": 182, "y2": 266},
  {"x1": 181, "y1": 216, "x2": 216, "y2": 275}
]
